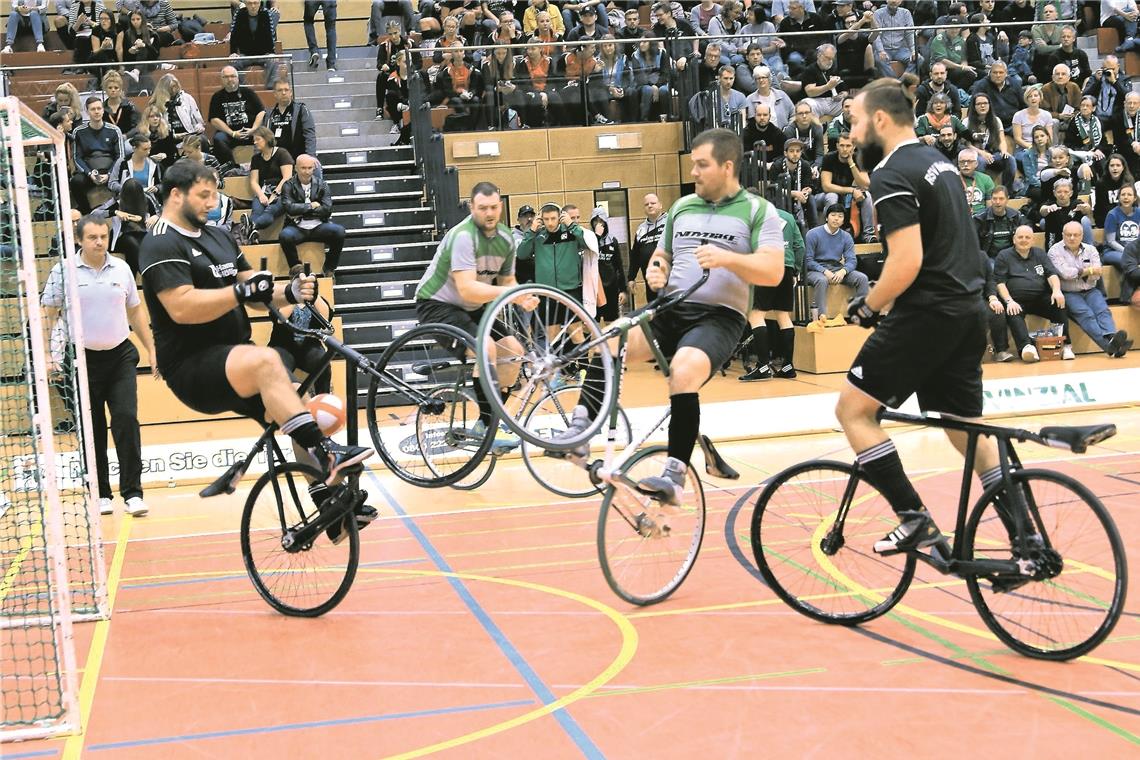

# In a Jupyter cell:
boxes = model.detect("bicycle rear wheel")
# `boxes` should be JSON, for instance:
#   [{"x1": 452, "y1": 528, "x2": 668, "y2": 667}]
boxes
[
  {"x1": 522, "y1": 385, "x2": 632, "y2": 498},
  {"x1": 240, "y1": 462, "x2": 359, "y2": 617},
  {"x1": 366, "y1": 323, "x2": 494, "y2": 487},
  {"x1": 598, "y1": 446, "x2": 705, "y2": 605},
  {"x1": 476, "y1": 285, "x2": 616, "y2": 451},
  {"x1": 750, "y1": 461, "x2": 915, "y2": 625},
  {"x1": 964, "y1": 469, "x2": 1127, "y2": 660}
]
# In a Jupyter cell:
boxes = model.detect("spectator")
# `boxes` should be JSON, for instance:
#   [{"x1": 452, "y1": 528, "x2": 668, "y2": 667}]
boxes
[
  {"x1": 82, "y1": 8, "x2": 120, "y2": 77},
  {"x1": 994, "y1": 224, "x2": 1072, "y2": 362},
  {"x1": 1084, "y1": 56, "x2": 1126, "y2": 144},
  {"x1": 804, "y1": 202, "x2": 868, "y2": 320},
  {"x1": 208, "y1": 65, "x2": 263, "y2": 168},
  {"x1": 916, "y1": 93, "x2": 967, "y2": 146},
  {"x1": 651, "y1": 2, "x2": 697, "y2": 75},
  {"x1": 1012, "y1": 86, "x2": 1054, "y2": 152},
  {"x1": 484, "y1": 44, "x2": 523, "y2": 129},
  {"x1": 43, "y1": 82, "x2": 85, "y2": 126},
  {"x1": 278, "y1": 154, "x2": 343, "y2": 275},
  {"x1": 518, "y1": 40, "x2": 559, "y2": 127},
  {"x1": 177, "y1": 134, "x2": 220, "y2": 172},
  {"x1": 1039, "y1": 177, "x2": 1094, "y2": 249},
  {"x1": 151, "y1": 73, "x2": 206, "y2": 143},
  {"x1": 1041, "y1": 63, "x2": 1083, "y2": 139},
  {"x1": 834, "y1": 6, "x2": 876, "y2": 88},
  {"x1": 107, "y1": 131, "x2": 160, "y2": 200},
  {"x1": 769, "y1": 0, "x2": 816, "y2": 25},
  {"x1": 800, "y1": 43, "x2": 846, "y2": 121},
  {"x1": 303, "y1": 0, "x2": 337, "y2": 71},
  {"x1": 2, "y1": 0, "x2": 48, "y2": 53},
  {"x1": 696, "y1": 42, "x2": 723, "y2": 92},
  {"x1": 616, "y1": 7, "x2": 645, "y2": 55},
  {"x1": 975, "y1": 185, "x2": 1028, "y2": 262},
  {"x1": 106, "y1": 177, "x2": 153, "y2": 274},
  {"x1": 742, "y1": 102, "x2": 785, "y2": 166},
  {"x1": 566, "y1": 4, "x2": 603, "y2": 43},
  {"x1": 629, "y1": 38, "x2": 670, "y2": 123},
  {"x1": 1093, "y1": 153, "x2": 1135, "y2": 227},
  {"x1": 994, "y1": 0, "x2": 1036, "y2": 41},
  {"x1": 689, "y1": 65, "x2": 748, "y2": 131},
  {"x1": 740, "y1": 4, "x2": 787, "y2": 82},
  {"x1": 746, "y1": 65, "x2": 795, "y2": 128},
  {"x1": 964, "y1": 13, "x2": 1006, "y2": 80},
  {"x1": 101, "y1": 70, "x2": 137, "y2": 134},
  {"x1": 1048, "y1": 25, "x2": 1090, "y2": 88},
  {"x1": 594, "y1": 37, "x2": 635, "y2": 124},
  {"x1": 914, "y1": 61, "x2": 962, "y2": 117},
  {"x1": 137, "y1": 0, "x2": 178, "y2": 47},
  {"x1": 1103, "y1": 0, "x2": 1139, "y2": 50},
  {"x1": 527, "y1": 10, "x2": 561, "y2": 60},
  {"x1": 246, "y1": 125, "x2": 293, "y2": 234},
  {"x1": 262, "y1": 79, "x2": 317, "y2": 170},
  {"x1": 871, "y1": 0, "x2": 917, "y2": 78},
  {"x1": 932, "y1": 123, "x2": 967, "y2": 163},
  {"x1": 70, "y1": 97, "x2": 122, "y2": 213},
  {"x1": 772, "y1": 137, "x2": 820, "y2": 228},
  {"x1": 959, "y1": 148, "x2": 995, "y2": 216},
  {"x1": 432, "y1": 14, "x2": 465, "y2": 64},
  {"x1": 41, "y1": 214, "x2": 153, "y2": 518},
  {"x1": 783, "y1": 101, "x2": 823, "y2": 168},
  {"x1": 825, "y1": 95, "x2": 852, "y2": 143},
  {"x1": 368, "y1": 0, "x2": 416, "y2": 40},
  {"x1": 61, "y1": 0, "x2": 102, "y2": 73},
  {"x1": 1043, "y1": 142, "x2": 1097, "y2": 199},
  {"x1": 268, "y1": 264, "x2": 334, "y2": 394},
  {"x1": 129, "y1": 104, "x2": 177, "y2": 169},
  {"x1": 1031, "y1": 4, "x2": 1064, "y2": 84},
  {"x1": 776, "y1": 0, "x2": 825, "y2": 75},
  {"x1": 589, "y1": 206, "x2": 627, "y2": 322},
  {"x1": 523, "y1": 0, "x2": 565, "y2": 38},
  {"x1": 512, "y1": 204, "x2": 535, "y2": 276},
  {"x1": 742, "y1": 205, "x2": 803, "y2": 380},
  {"x1": 928, "y1": 22, "x2": 976, "y2": 89},
  {"x1": 516, "y1": 201, "x2": 588, "y2": 306},
  {"x1": 1121, "y1": 236, "x2": 1140, "y2": 305},
  {"x1": 1008, "y1": 29, "x2": 1036, "y2": 86},
  {"x1": 1048, "y1": 221, "x2": 1133, "y2": 356},
  {"x1": 733, "y1": 43, "x2": 765, "y2": 95},
  {"x1": 1016, "y1": 124, "x2": 1054, "y2": 199},
  {"x1": 374, "y1": 20, "x2": 405, "y2": 120},
  {"x1": 431, "y1": 47, "x2": 488, "y2": 130},
  {"x1": 1102, "y1": 183, "x2": 1140, "y2": 275},
  {"x1": 1064, "y1": 95, "x2": 1108, "y2": 158},
  {"x1": 119, "y1": 8, "x2": 157, "y2": 72},
  {"x1": 553, "y1": 42, "x2": 607, "y2": 126},
  {"x1": 689, "y1": 0, "x2": 720, "y2": 33},
  {"x1": 562, "y1": 1, "x2": 609, "y2": 34},
  {"x1": 230, "y1": 0, "x2": 280, "y2": 90},
  {"x1": 709, "y1": 1, "x2": 744, "y2": 66},
  {"x1": 965, "y1": 93, "x2": 1015, "y2": 189},
  {"x1": 970, "y1": 61, "x2": 1023, "y2": 130},
  {"x1": 819, "y1": 132, "x2": 872, "y2": 241},
  {"x1": 630, "y1": 192, "x2": 667, "y2": 301}
]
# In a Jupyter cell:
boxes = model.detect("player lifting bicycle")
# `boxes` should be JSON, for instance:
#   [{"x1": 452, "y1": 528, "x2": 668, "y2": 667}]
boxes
[
  {"x1": 139, "y1": 160, "x2": 374, "y2": 515},
  {"x1": 839, "y1": 78, "x2": 1006, "y2": 554},
  {"x1": 561, "y1": 128, "x2": 787, "y2": 504}
]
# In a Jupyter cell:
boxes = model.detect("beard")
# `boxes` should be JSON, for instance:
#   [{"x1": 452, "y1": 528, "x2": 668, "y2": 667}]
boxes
[
  {"x1": 179, "y1": 201, "x2": 207, "y2": 230},
  {"x1": 854, "y1": 120, "x2": 884, "y2": 174}
]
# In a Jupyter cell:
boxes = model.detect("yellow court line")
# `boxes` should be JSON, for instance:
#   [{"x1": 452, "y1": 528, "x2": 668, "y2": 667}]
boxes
[
  {"x1": 62, "y1": 516, "x2": 133, "y2": 760},
  {"x1": 0, "y1": 535, "x2": 34, "y2": 605}
]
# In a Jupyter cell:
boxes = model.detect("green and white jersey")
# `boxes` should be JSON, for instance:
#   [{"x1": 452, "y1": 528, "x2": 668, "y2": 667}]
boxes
[
  {"x1": 416, "y1": 215, "x2": 516, "y2": 310},
  {"x1": 661, "y1": 188, "x2": 784, "y2": 315}
]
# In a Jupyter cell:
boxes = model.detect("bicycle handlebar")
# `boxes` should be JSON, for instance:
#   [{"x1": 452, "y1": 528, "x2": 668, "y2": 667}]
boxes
[{"x1": 258, "y1": 258, "x2": 334, "y2": 339}]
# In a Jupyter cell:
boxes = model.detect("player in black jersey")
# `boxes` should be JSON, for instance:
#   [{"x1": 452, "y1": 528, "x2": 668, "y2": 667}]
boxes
[
  {"x1": 837, "y1": 79, "x2": 1005, "y2": 555},
  {"x1": 139, "y1": 160, "x2": 372, "y2": 486}
]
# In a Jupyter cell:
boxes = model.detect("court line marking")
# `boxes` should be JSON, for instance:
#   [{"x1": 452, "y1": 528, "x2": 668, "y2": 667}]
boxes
[{"x1": 61, "y1": 516, "x2": 134, "y2": 760}]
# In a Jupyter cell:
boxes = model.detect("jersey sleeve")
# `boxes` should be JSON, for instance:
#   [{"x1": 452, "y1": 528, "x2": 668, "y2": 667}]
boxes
[
  {"x1": 750, "y1": 201, "x2": 786, "y2": 251},
  {"x1": 871, "y1": 166, "x2": 922, "y2": 237},
  {"x1": 39, "y1": 262, "x2": 65, "y2": 308},
  {"x1": 499, "y1": 232, "x2": 516, "y2": 277},
  {"x1": 139, "y1": 233, "x2": 193, "y2": 294},
  {"x1": 661, "y1": 205, "x2": 678, "y2": 255},
  {"x1": 449, "y1": 229, "x2": 477, "y2": 271}
]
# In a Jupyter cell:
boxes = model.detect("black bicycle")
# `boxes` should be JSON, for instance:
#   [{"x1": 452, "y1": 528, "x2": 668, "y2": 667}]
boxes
[
  {"x1": 750, "y1": 410, "x2": 1127, "y2": 660},
  {"x1": 199, "y1": 283, "x2": 494, "y2": 615}
]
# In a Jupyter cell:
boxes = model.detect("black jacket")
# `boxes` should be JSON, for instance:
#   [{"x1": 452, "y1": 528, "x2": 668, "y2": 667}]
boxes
[
  {"x1": 280, "y1": 175, "x2": 333, "y2": 225},
  {"x1": 974, "y1": 206, "x2": 1028, "y2": 259},
  {"x1": 230, "y1": 6, "x2": 275, "y2": 56}
]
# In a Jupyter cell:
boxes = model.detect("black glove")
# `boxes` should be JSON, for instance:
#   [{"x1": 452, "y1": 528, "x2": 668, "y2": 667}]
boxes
[
  {"x1": 234, "y1": 271, "x2": 275, "y2": 304},
  {"x1": 846, "y1": 295, "x2": 880, "y2": 328}
]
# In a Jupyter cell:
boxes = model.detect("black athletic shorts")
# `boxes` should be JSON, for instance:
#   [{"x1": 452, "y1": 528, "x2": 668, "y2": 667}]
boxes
[
  {"x1": 846, "y1": 303, "x2": 987, "y2": 417},
  {"x1": 650, "y1": 302, "x2": 748, "y2": 377},
  {"x1": 165, "y1": 343, "x2": 294, "y2": 421},
  {"x1": 416, "y1": 298, "x2": 508, "y2": 357},
  {"x1": 753, "y1": 266, "x2": 796, "y2": 312},
  {"x1": 542, "y1": 286, "x2": 584, "y2": 328}
]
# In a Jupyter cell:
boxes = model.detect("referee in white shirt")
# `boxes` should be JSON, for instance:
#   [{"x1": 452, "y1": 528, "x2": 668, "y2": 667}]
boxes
[{"x1": 41, "y1": 214, "x2": 157, "y2": 517}]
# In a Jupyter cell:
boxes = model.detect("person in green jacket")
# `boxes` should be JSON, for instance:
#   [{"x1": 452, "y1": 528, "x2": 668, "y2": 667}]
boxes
[
  {"x1": 740, "y1": 205, "x2": 805, "y2": 381},
  {"x1": 516, "y1": 201, "x2": 588, "y2": 297}
]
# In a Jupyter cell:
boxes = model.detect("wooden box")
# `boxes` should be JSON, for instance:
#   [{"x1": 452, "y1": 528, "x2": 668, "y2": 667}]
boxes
[{"x1": 1033, "y1": 334, "x2": 1065, "y2": 361}]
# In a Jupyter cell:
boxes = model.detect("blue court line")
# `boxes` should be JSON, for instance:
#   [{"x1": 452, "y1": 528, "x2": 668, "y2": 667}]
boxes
[
  {"x1": 368, "y1": 473, "x2": 605, "y2": 759},
  {"x1": 4, "y1": 749, "x2": 58, "y2": 759},
  {"x1": 85, "y1": 699, "x2": 534, "y2": 751},
  {"x1": 119, "y1": 558, "x2": 425, "y2": 590}
]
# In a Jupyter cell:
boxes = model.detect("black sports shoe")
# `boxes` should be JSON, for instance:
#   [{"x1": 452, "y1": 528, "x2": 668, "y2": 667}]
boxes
[
  {"x1": 873, "y1": 509, "x2": 945, "y2": 554},
  {"x1": 310, "y1": 439, "x2": 374, "y2": 485},
  {"x1": 775, "y1": 363, "x2": 797, "y2": 379},
  {"x1": 1107, "y1": 330, "x2": 1133, "y2": 357},
  {"x1": 739, "y1": 365, "x2": 773, "y2": 382},
  {"x1": 316, "y1": 485, "x2": 379, "y2": 545}
]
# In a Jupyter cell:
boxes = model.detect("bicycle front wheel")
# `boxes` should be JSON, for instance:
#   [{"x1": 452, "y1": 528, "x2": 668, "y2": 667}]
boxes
[
  {"x1": 476, "y1": 285, "x2": 616, "y2": 451},
  {"x1": 750, "y1": 461, "x2": 915, "y2": 625},
  {"x1": 964, "y1": 469, "x2": 1128, "y2": 660},
  {"x1": 240, "y1": 462, "x2": 359, "y2": 617},
  {"x1": 598, "y1": 446, "x2": 705, "y2": 606},
  {"x1": 366, "y1": 323, "x2": 494, "y2": 487},
  {"x1": 522, "y1": 386, "x2": 632, "y2": 498}
]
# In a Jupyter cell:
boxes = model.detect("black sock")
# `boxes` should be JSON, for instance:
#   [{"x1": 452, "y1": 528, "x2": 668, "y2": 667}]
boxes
[
  {"x1": 856, "y1": 440, "x2": 923, "y2": 515},
  {"x1": 282, "y1": 412, "x2": 324, "y2": 450},
  {"x1": 580, "y1": 358, "x2": 607, "y2": 419},
  {"x1": 749, "y1": 324, "x2": 770, "y2": 363},
  {"x1": 666, "y1": 392, "x2": 700, "y2": 465},
  {"x1": 765, "y1": 320, "x2": 781, "y2": 363},
  {"x1": 472, "y1": 379, "x2": 494, "y2": 427},
  {"x1": 780, "y1": 327, "x2": 795, "y2": 369}
]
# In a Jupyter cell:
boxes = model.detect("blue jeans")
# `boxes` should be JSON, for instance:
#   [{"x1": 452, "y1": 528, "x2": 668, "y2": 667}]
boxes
[
  {"x1": 6, "y1": 10, "x2": 45, "y2": 45},
  {"x1": 1064, "y1": 288, "x2": 1117, "y2": 351},
  {"x1": 638, "y1": 84, "x2": 669, "y2": 120},
  {"x1": 251, "y1": 195, "x2": 284, "y2": 229},
  {"x1": 304, "y1": 0, "x2": 337, "y2": 67},
  {"x1": 976, "y1": 151, "x2": 1015, "y2": 189},
  {"x1": 278, "y1": 221, "x2": 346, "y2": 272},
  {"x1": 876, "y1": 47, "x2": 918, "y2": 79}
]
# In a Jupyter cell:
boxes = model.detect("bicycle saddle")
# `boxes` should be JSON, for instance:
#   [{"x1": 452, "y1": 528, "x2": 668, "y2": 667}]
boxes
[{"x1": 1039, "y1": 424, "x2": 1117, "y2": 453}]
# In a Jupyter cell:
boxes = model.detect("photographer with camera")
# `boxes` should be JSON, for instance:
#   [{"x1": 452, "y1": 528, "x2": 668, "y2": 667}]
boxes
[{"x1": 1083, "y1": 55, "x2": 1127, "y2": 145}]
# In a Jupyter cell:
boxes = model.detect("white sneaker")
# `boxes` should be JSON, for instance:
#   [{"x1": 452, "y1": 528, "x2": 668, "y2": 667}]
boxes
[
  {"x1": 1021, "y1": 344, "x2": 1040, "y2": 362},
  {"x1": 124, "y1": 497, "x2": 149, "y2": 517},
  {"x1": 1061, "y1": 345, "x2": 1075, "y2": 360},
  {"x1": 1, "y1": 46, "x2": 12, "y2": 55},
  {"x1": 36, "y1": 43, "x2": 45, "y2": 52},
  {"x1": 98, "y1": 497, "x2": 114, "y2": 515}
]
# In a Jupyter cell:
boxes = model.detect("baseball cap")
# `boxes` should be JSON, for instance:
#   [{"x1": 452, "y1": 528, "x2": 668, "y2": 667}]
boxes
[
  {"x1": 518, "y1": 204, "x2": 535, "y2": 217},
  {"x1": 784, "y1": 137, "x2": 804, "y2": 148},
  {"x1": 580, "y1": 6, "x2": 597, "y2": 15}
]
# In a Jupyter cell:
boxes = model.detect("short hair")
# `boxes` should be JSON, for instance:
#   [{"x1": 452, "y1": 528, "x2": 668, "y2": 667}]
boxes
[
  {"x1": 859, "y1": 79, "x2": 916, "y2": 126},
  {"x1": 705, "y1": 41, "x2": 722, "y2": 52},
  {"x1": 816, "y1": 43, "x2": 836, "y2": 57},
  {"x1": 161, "y1": 158, "x2": 218, "y2": 201},
  {"x1": 824, "y1": 203, "x2": 845, "y2": 217},
  {"x1": 745, "y1": 42, "x2": 762, "y2": 55},
  {"x1": 561, "y1": 203, "x2": 578, "y2": 213},
  {"x1": 470, "y1": 181, "x2": 500, "y2": 199},
  {"x1": 753, "y1": 65, "x2": 771, "y2": 79},
  {"x1": 989, "y1": 60, "x2": 1007, "y2": 71},
  {"x1": 76, "y1": 213, "x2": 110, "y2": 239},
  {"x1": 691, "y1": 127, "x2": 743, "y2": 171},
  {"x1": 991, "y1": 184, "x2": 1009, "y2": 196},
  {"x1": 85, "y1": 95, "x2": 102, "y2": 108},
  {"x1": 958, "y1": 148, "x2": 978, "y2": 161},
  {"x1": 652, "y1": 2, "x2": 671, "y2": 14},
  {"x1": 836, "y1": 131, "x2": 853, "y2": 142},
  {"x1": 718, "y1": 64, "x2": 734, "y2": 75},
  {"x1": 250, "y1": 125, "x2": 275, "y2": 146},
  {"x1": 1053, "y1": 178, "x2": 1073, "y2": 192}
]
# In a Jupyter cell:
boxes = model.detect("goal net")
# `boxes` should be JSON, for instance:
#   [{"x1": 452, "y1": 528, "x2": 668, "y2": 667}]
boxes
[{"x1": 1, "y1": 97, "x2": 106, "y2": 742}]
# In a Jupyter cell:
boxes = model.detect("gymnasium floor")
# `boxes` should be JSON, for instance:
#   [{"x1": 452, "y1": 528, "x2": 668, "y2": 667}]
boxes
[{"x1": 8, "y1": 358, "x2": 1140, "y2": 759}]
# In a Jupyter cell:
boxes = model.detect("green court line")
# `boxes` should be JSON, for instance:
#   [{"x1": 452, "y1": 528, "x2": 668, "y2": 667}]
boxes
[{"x1": 1047, "y1": 696, "x2": 1140, "y2": 746}]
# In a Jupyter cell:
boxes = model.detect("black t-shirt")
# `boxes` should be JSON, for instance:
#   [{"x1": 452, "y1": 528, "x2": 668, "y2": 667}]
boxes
[
  {"x1": 821, "y1": 150, "x2": 854, "y2": 189},
  {"x1": 1043, "y1": 202, "x2": 1086, "y2": 250},
  {"x1": 208, "y1": 87, "x2": 263, "y2": 130},
  {"x1": 139, "y1": 219, "x2": 253, "y2": 375},
  {"x1": 801, "y1": 62, "x2": 844, "y2": 98},
  {"x1": 993, "y1": 246, "x2": 1058, "y2": 300},
  {"x1": 250, "y1": 148, "x2": 294, "y2": 190},
  {"x1": 263, "y1": 105, "x2": 296, "y2": 153},
  {"x1": 871, "y1": 140, "x2": 985, "y2": 309}
]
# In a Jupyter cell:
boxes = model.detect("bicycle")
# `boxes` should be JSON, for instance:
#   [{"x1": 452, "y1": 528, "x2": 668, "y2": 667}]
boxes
[
  {"x1": 199, "y1": 276, "x2": 495, "y2": 615},
  {"x1": 749, "y1": 409, "x2": 1127, "y2": 660},
  {"x1": 474, "y1": 270, "x2": 741, "y2": 605}
]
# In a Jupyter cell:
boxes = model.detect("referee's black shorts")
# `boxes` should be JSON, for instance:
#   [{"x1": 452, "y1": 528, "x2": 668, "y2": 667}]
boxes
[{"x1": 846, "y1": 302, "x2": 988, "y2": 417}]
